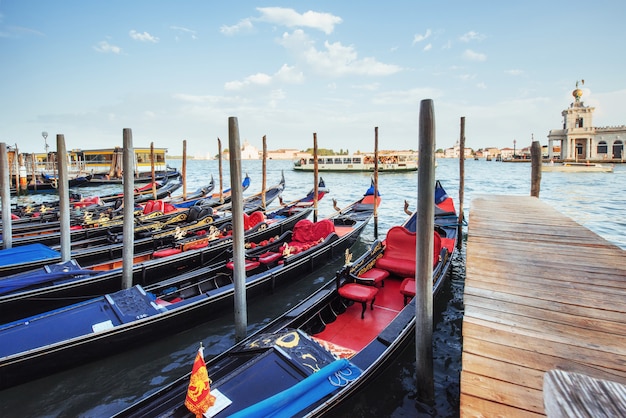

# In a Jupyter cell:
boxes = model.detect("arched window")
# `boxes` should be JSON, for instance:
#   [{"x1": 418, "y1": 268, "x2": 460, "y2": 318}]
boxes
[{"x1": 597, "y1": 141, "x2": 608, "y2": 154}]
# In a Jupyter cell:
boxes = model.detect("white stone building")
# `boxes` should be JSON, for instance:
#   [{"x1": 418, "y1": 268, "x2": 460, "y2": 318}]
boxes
[{"x1": 548, "y1": 82, "x2": 626, "y2": 160}]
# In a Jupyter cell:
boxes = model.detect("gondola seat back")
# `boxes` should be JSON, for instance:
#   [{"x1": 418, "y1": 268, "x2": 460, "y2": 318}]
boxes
[
  {"x1": 244, "y1": 211, "x2": 266, "y2": 230},
  {"x1": 375, "y1": 227, "x2": 443, "y2": 277},
  {"x1": 187, "y1": 205, "x2": 213, "y2": 223}
]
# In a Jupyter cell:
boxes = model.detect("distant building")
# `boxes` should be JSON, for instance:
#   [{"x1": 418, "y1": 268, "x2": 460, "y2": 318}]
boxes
[
  {"x1": 443, "y1": 141, "x2": 474, "y2": 158},
  {"x1": 266, "y1": 149, "x2": 309, "y2": 160},
  {"x1": 548, "y1": 81, "x2": 626, "y2": 160},
  {"x1": 222, "y1": 140, "x2": 260, "y2": 160}
]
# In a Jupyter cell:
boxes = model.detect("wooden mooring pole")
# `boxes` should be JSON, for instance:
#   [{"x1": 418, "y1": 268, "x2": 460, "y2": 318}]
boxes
[
  {"x1": 218, "y1": 138, "x2": 224, "y2": 204},
  {"x1": 182, "y1": 140, "x2": 187, "y2": 201},
  {"x1": 416, "y1": 99, "x2": 436, "y2": 402},
  {"x1": 531, "y1": 139, "x2": 542, "y2": 197},
  {"x1": 0, "y1": 143, "x2": 12, "y2": 249},
  {"x1": 122, "y1": 129, "x2": 135, "y2": 289},
  {"x1": 313, "y1": 133, "x2": 319, "y2": 223},
  {"x1": 262, "y1": 136, "x2": 267, "y2": 210},
  {"x1": 56, "y1": 135, "x2": 71, "y2": 262},
  {"x1": 229, "y1": 117, "x2": 247, "y2": 342},
  {"x1": 457, "y1": 117, "x2": 465, "y2": 250},
  {"x1": 374, "y1": 127, "x2": 379, "y2": 239}
]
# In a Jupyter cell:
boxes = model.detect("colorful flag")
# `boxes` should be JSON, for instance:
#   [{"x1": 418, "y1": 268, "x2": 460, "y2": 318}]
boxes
[{"x1": 185, "y1": 344, "x2": 216, "y2": 418}]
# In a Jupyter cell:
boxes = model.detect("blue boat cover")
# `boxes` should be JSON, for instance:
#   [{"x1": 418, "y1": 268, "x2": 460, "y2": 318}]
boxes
[
  {"x1": 0, "y1": 243, "x2": 60, "y2": 267},
  {"x1": 229, "y1": 359, "x2": 362, "y2": 418},
  {"x1": 0, "y1": 260, "x2": 98, "y2": 295}
]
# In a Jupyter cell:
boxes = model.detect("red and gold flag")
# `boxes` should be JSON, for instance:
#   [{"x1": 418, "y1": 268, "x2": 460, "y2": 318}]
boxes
[{"x1": 185, "y1": 345, "x2": 216, "y2": 418}]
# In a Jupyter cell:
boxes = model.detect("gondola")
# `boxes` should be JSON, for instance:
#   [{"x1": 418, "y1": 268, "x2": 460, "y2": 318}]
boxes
[
  {"x1": 3, "y1": 175, "x2": 218, "y2": 240},
  {"x1": 5, "y1": 180, "x2": 217, "y2": 248},
  {"x1": 113, "y1": 180, "x2": 458, "y2": 418},
  {"x1": 0, "y1": 174, "x2": 280, "y2": 277},
  {"x1": 0, "y1": 177, "x2": 317, "y2": 323},
  {"x1": 81, "y1": 166, "x2": 182, "y2": 186},
  {"x1": 8, "y1": 174, "x2": 93, "y2": 196},
  {"x1": 0, "y1": 179, "x2": 374, "y2": 391}
]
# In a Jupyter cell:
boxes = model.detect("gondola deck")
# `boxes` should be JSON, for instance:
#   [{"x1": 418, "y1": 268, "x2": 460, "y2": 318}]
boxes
[{"x1": 314, "y1": 278, "x2": 405, "y2": 352}]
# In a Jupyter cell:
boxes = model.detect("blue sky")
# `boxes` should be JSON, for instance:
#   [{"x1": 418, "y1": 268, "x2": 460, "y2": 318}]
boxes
[{"x1": 1, "y1": 1, "x2": 625, "y2": 158}]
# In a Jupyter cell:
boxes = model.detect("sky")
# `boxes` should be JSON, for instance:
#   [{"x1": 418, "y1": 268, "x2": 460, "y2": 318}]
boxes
[{"x1": 1, "y1": 1, "x2": 626, "y2": 158}]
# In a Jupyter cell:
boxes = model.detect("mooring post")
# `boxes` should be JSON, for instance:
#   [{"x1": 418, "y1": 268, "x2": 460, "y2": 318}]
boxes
[
  {"x1": 122, "y1": 129, "x2": 135, "y2": 289},
  {"x1": 313, "y1": 133, "x2": 319, "y2": 223},
  {"x1": 217, "y1": 138, "x2": 224, "y2": 204},
  {"x1": 262, "y1": 135, "x2": 267, "y2": 210},
  {"x1": 374, "y1": 127, "x2": 379, "y2": 239},
  {"x1": 416, "y1": 99, "x2": 436, "y2": 402},
  {"x1": 150, "y1": 142, "x2": 156, "y2": 200},
  {"x1": 229, "y1": 117, "x2": 247, "y2": 341},
  {"x1": 457, "y1": 117, "x2": 465, "y2": 250},
  {"x1": 182, "y1": 140, "x2": 187, "y2": 200},
  {"x1": 531, "y1": 140, "x2": 542, "y2": 197},
  {"x1": 57, "y1": 134, "x2": 71, "y2": 262},
  {"x1": 0, "y1": 143, "x2": 12, "y2": 249}
]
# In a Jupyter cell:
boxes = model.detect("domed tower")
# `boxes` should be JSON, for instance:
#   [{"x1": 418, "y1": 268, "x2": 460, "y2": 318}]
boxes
[{"x1": 572, "y1": 81, "x2": 584, "y2": 103}]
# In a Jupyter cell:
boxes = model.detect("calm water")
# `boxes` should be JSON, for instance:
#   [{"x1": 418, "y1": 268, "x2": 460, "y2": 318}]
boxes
[{"x1": 2, "y1": 158, "x2": 625, "y2": 417}]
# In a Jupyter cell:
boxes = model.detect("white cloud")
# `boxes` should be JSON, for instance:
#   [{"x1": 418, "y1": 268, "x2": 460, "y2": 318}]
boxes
[
  {"x1": 170, "y1": 26, "x2": 197, "y2": 40},
  {"x1": 412, "y1": 29, "x2": 432, "y2": 44},
  {"x1": 129, "y1": 30, "x2": 159, "y2": 43},
  {"x1": 220, "y1": 18, "x2": 254, "y2": 35},
  {"x1": 506, "y1": 69, "x2": 524, "y2": 76},
  {"x1": 279, "y1": 30, "x2": 402, "y2": 77},
  {"x1": 93, "y1": 41, "x2": 122, "y2": 54},
  {"x1": 256, "y1": 7, "x2": 342, "y2": 34},
  {"x1": 224, "y1": 64, "x2": 304, "y2": 91},
  {"x1": 423, "y1": 43, "x2": 432, "y2": 51},
  {"x1": 274, "y1": 64, "x2": 305, "y2": 83},
  {"x1": 460, "y1": 31, "x2": 486, "y2": 42},
  {"x1": 463, "y1": 49, "x2": 486, "y2": 62}
]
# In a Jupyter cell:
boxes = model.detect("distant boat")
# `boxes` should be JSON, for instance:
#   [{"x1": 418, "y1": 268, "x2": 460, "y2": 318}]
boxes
[
  {"x1": 294, "y1": 152, "x2": 418, "y2": 172},
  {"x1": 542, "y1": 161, "x2": 614, "y2": 173}
]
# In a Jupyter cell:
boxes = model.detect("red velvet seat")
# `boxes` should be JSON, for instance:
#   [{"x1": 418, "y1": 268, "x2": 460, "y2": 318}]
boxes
[
  {"x1": 358, "y1": 267, "x2": 389, "y2": 287},
  {"x1": 375, "y1": 228, "x2": 443, "y2": 278},
  {"x1": 226, "y1": 259, "x2": 261, "y2": 271},
  {"x1": 152, "y1": 248, "x2": 182, "y2": 258},
  {"x1": 258, "y1": 251, "x2": 282, "y2": 265},
  {"x1": 400, "y1": 278, "x2": 416, "y2": 305},
  {"x1": 338, "y1": 283, "x2": 378, "y2": 319}
]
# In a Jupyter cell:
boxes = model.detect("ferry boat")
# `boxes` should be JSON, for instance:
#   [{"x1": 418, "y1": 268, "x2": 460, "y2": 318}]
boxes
[
  {"x1": 293, "y1": 152, "x2": 418, "y2": 172},
  {"x1": 32, "y1": 146, "x2": 176, "y2": 182}
]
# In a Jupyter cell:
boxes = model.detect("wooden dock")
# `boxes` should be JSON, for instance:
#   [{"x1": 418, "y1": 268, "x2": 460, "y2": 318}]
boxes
[{"x1": 460, "y1": 195, "x2": 626, "y2": 417}]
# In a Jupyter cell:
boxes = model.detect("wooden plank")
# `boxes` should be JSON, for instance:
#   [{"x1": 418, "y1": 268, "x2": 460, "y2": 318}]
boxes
[
  {"x1": 461, "y1": 371, "x2": 545, "y2": 414},
  {"x1": 461, "y1": 395, "x2": 544, "y2": 418},
  {"x1": 463, "y1": 337, "x2": 626, "y2": 383},
  {"x1": 461, "y1": 195, "x2": 626, "y2": 417},
  {"x1": 543, "y1": 369, "x2": 626, "y2": 418},
  {"x1": 464, "y1": 289, "x2": 626, "y2": 324}
]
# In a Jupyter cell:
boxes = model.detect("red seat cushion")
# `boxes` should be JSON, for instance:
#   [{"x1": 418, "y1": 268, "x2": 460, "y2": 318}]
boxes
[
  {"x1": 258, "y1": 251, "x2": 282, "y2": 265},
  {"x1": 358, "y1": 268, "x2": 389, "y2": 286},
  {"x1": 152, "y1": 248, "x2": 182, "y2": 258},
  {"x1": 338, "y1": 283, "x2": 378, "y2": 303},
  {"x1": 400, "y1": 278, "x2": 416, "y2": 305},
  {"x1": 226, "y1": 260, "x2": 260, "y2": 271},
  {"x1": 400, "y1": 278, "x2": 416, "y2": 297}
]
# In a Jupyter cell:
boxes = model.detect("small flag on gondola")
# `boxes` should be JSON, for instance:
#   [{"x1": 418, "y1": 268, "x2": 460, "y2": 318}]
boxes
[{"x1": 185, "y1": 343, "x2": 216, "y2": 417}]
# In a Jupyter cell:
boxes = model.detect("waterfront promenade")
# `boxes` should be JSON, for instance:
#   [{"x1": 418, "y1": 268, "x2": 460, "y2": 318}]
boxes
[{"x1": 460, "y1": 195, "x2": 626, "y2": 416}]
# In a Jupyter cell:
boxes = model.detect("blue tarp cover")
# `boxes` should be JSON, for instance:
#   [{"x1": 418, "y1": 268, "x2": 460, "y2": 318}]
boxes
[
  {"x1": 229, "y1": 359, "x2": 362, "y2": 418},
  {"x1": 0, "y1": 243, "x2": 60, "y2": 267}
]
